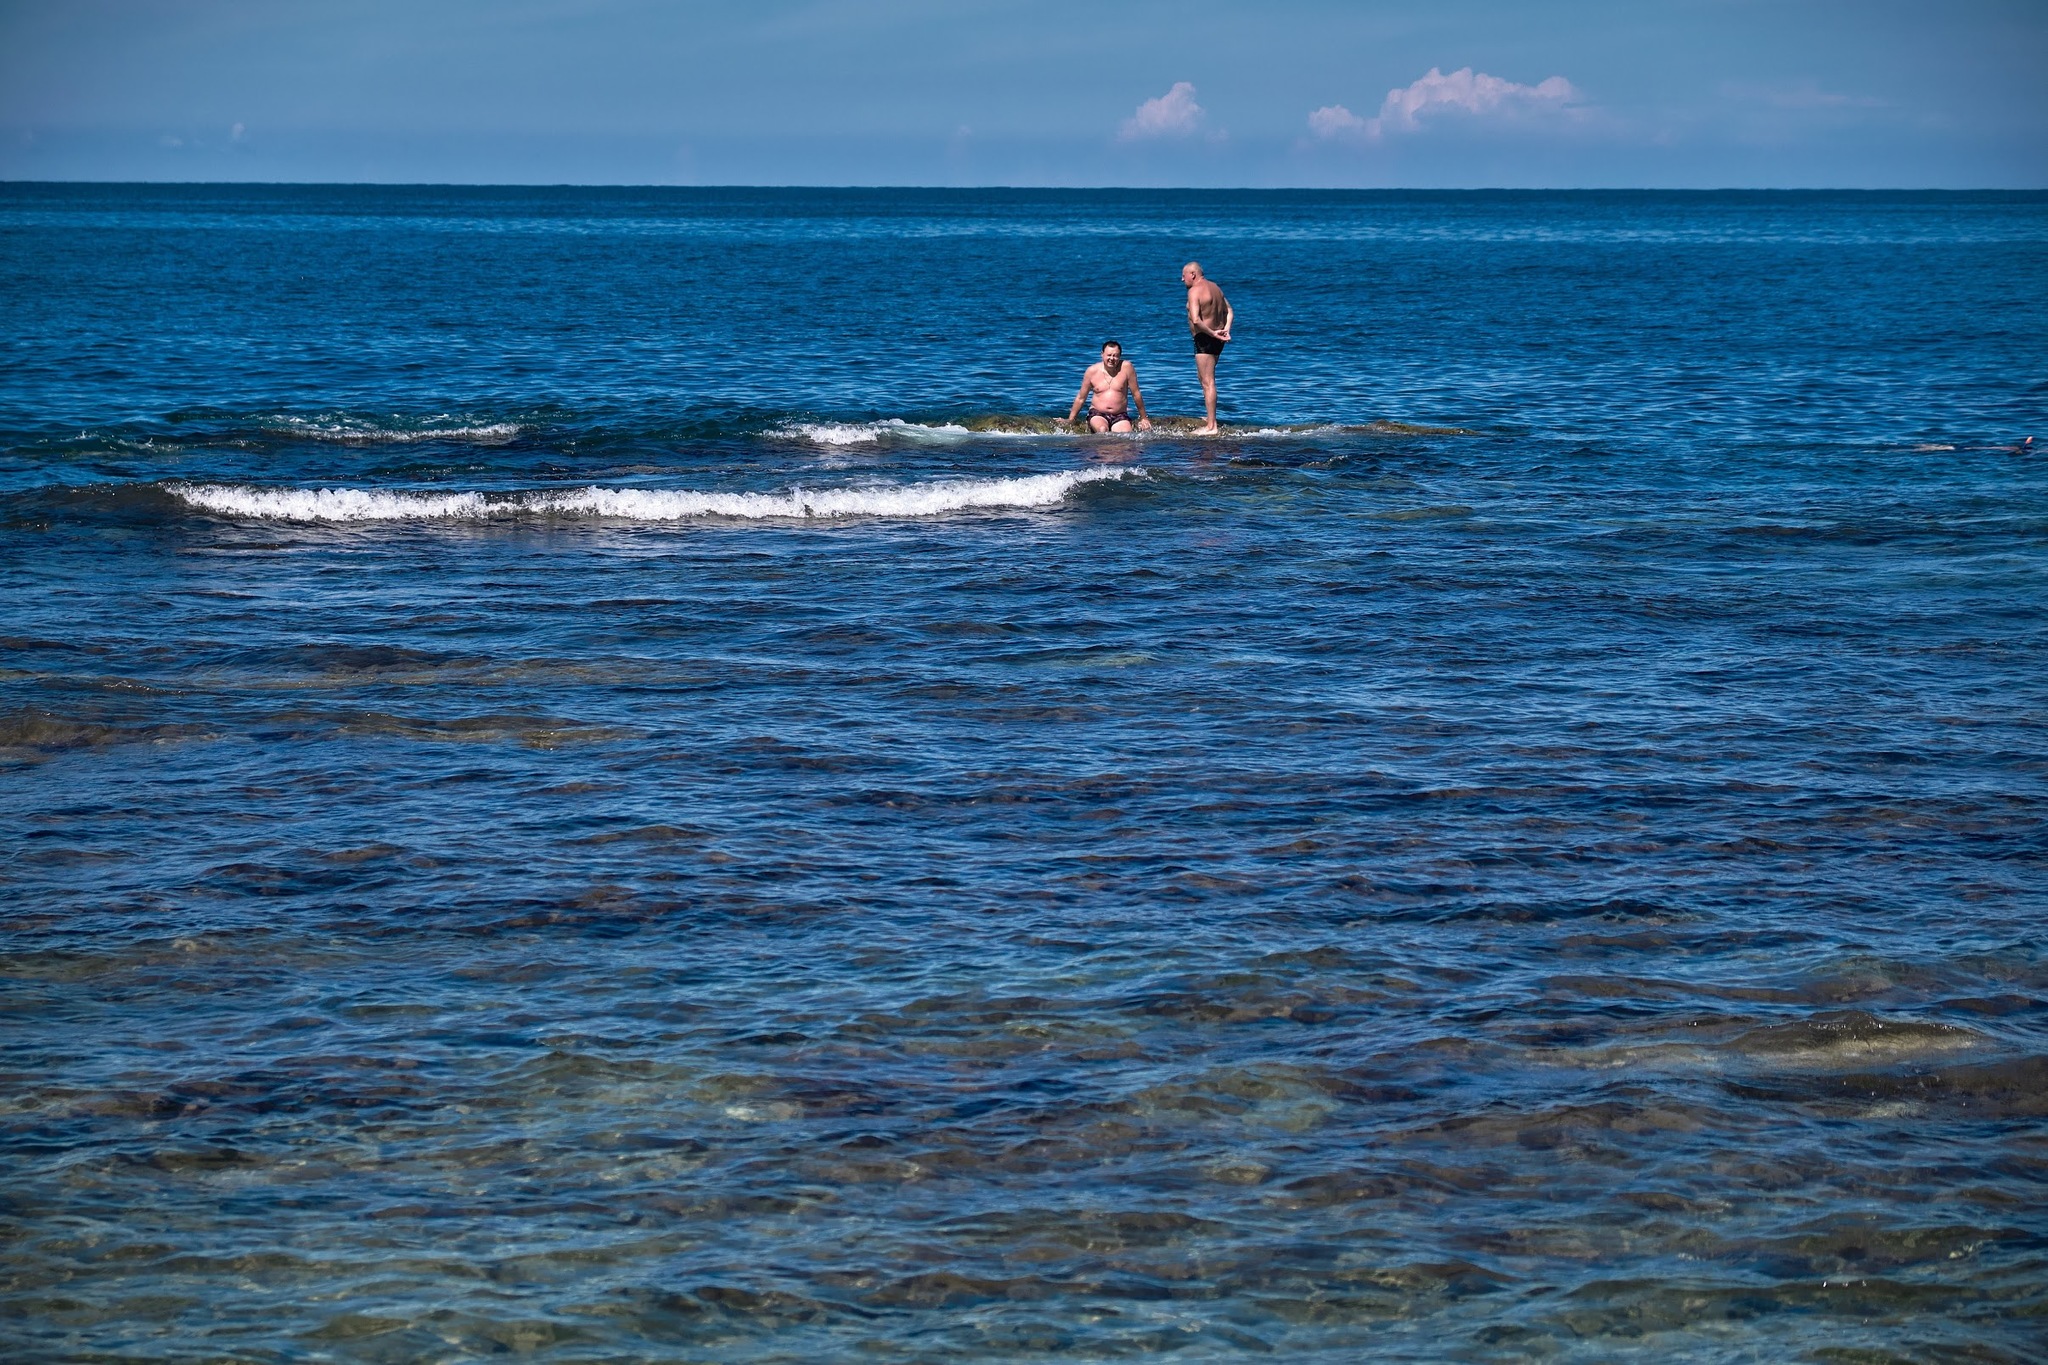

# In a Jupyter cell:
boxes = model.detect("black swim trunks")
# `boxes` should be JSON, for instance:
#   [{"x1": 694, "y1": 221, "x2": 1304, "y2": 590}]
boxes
[{"x1": 1193, "y1": 332, "x2": 1226, "y2": 357}]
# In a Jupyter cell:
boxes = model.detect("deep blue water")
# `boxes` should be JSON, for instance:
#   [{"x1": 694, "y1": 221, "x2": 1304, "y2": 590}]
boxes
[{"x1": 2, "y1": 185, "x2": 2046, "y2": 1362}]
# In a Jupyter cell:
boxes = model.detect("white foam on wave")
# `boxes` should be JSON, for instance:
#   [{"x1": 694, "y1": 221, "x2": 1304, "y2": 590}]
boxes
[
  {"x1": 170, "y1": 467, "x2": 1136, "y2": 524},
  {"x1": 264, "y1": 416, "x2": 526, "y2": 445},
  {"x1": 175, "y1": 485, "x2": 493, "y2": 521},
  {"x1": 775, "y1": 420, "x2": 977, "y2": 447}
]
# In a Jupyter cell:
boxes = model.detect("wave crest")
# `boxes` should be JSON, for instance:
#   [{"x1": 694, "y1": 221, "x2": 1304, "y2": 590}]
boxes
[
  {"x1": 170, "y1": 468, "x2": 1137, "y2": 523},
  {"x1": 773, "y1": 420, "x2": 979, "y2": 447},
  {"x1": 261, "y1": 416, "x2": 527, "y2": 445}
]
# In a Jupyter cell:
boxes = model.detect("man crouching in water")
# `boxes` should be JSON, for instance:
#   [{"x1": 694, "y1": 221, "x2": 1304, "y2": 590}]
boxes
[{"x1": 1065, "y1": 340, "x2": 1151, "y2": 433}]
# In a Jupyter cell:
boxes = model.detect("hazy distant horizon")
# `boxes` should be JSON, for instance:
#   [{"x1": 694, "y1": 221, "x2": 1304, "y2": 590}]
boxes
[{"x1": 8, "y1": 181, "x2": 2045, "y2": 194}]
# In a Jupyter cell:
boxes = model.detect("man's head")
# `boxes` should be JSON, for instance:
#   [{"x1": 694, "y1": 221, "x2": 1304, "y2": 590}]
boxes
[
  {"x1": 1181, "y1": 262, "x2": 1204, "y2": 287},
  {"x1": 1101, "y1": 340, "x2": 1122, "y2": 369}
]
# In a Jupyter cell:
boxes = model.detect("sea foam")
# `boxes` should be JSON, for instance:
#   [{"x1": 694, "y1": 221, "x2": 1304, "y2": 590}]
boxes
[
  {"x1": 262, "y1": 417, "x2": 527, "y2": 445},
  {"x1": 774, "y1": 420, "x2": 979, "y2": 446},
  {"x1": 170, "y1": 468, "x2": 1135, "y2": 523}
]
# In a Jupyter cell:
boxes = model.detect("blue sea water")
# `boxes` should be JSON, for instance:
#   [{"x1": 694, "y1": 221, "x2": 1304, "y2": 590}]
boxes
[{"x1": 2, "y1": 184, "x2": 2046, "y2": 1362}]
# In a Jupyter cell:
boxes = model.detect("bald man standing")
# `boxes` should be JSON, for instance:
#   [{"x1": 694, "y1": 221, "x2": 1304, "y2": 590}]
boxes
[{"x1": 1182, "y1": 262, "x2": 1234, "y2": 434}]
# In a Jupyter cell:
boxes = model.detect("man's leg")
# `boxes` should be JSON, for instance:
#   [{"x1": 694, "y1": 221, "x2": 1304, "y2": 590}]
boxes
[
  {"x1": 1195, "y1": 353, "x2": 1219, "y2": 432},
  {"x1": 1089, "y1": 414, "x2": 1111, "y2": 433}
]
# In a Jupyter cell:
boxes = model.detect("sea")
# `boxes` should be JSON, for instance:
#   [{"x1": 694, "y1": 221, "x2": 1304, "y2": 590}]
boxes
[{"x1": 2, "y1": 184, "x2": 2045, "y2": 1363}]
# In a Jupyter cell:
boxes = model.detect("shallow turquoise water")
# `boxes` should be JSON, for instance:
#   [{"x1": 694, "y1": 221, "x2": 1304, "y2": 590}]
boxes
[{"x1": 2, "y1": 186, "x2": 2045, "y2": 1361}]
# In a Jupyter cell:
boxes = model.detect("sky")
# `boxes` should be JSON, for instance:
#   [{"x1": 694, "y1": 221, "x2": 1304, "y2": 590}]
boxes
[{"x1": 1, "y1": 0, "x2": 2043, "y2": 187}]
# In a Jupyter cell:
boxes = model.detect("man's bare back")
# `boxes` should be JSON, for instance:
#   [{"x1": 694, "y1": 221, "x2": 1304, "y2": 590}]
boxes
[
  {"x1": 1182, "y1": 262, "x2": 1233, "y2": 434},
  {"x1": 1066, "y1": 341, "x2": 1150, "y2": 433}
]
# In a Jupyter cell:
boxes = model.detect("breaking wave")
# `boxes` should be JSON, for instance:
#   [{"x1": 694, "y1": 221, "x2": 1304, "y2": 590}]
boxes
[
  {"x1": 169, "y1": 468, "x2": 1138, "y2": 523},
  {"x1": 260, "y1": 415, "x2": 528, "y2": 445},
  {"x1": 14, "y1": 411, "x2": 1476, "y2": 459},
  {"x1": 774, "y1": 420, "x2": 981, "y2": 446}
]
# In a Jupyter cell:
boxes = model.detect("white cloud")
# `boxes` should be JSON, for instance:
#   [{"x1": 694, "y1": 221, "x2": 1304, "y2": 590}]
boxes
[
  {"x1": 1307, "y1": 104, "x2": 1368, "y2": 140},
  {"x1": 1120, "y1": 82, "x2": 1204, "y2": 141},
  {"x1": 1313, "y1": 66, "x2": 1580, "y2": 141}
]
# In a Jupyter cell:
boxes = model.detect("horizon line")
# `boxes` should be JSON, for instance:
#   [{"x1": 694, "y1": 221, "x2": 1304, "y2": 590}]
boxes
[{"x1": 5, "y1": 180, "x2": 2045, "y2": 193}]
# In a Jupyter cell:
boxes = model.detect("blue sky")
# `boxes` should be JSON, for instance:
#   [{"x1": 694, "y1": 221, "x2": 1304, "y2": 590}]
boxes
[{"x1": 2, "y1": 0, "x2": 2042, "y2": 186}]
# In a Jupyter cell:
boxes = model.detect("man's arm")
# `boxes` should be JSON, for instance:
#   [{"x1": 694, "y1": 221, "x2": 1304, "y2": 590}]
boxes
[
  {"x1": 1187, "y1": 290, "x2": 1213, "y2": 337},
  {"x1": 1217, "y1": 297, "x2": 1234, "y2": 343},
  {"x1": 1128, "y1": 365, "x2": 1151, "y2": 428},
  {"x1": 1067, "y1": 369, "x2": 1094, "y2": 422}
]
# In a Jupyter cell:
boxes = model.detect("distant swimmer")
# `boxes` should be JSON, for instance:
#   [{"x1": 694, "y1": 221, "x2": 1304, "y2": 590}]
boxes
[
  {"x1": 1182, "y1": 262, "x2": 1233, "y2": 435},
  {"x1": 1065, "y1": 340, "x2": 1152, "y2": 434}
]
